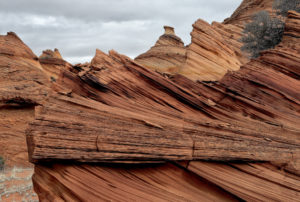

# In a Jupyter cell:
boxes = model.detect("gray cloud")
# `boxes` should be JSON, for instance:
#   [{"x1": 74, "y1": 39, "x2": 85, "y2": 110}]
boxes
[{"x1": 0, "y1": 0, "x2": 242, "y2": 63}]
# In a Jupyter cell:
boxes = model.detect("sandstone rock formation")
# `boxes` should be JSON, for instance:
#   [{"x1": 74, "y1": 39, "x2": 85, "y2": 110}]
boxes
[
  {"x1": 0, "y1": 0, "x2": 299, "y2": 201},
  {"x1": 0, "y1": 32, "x2": 49, "y2": 167},
  {"x1": 135, "y1": 26, "x2": 187, "y2": 74},
  {"x1": 0, "y1": 32, "x2": 48, "y2": 201},
  {"x1": 26, "y1": 10, "x2": 300, "y2": 201},
  {"x1": 136, "y1": 10, "x2": 250, "y2": 82},
  {"x1": 27, "y1": 49, "x2": 299, "y2": 163},
  {"x1": 0, "y1": 32, "x2": 49, "y2": 105},
  {"x1": 136, "y1": 0, "x2": 278, "y2": 82},
  {"x1": 33, "y1": 163, "x2": 239, "y2": 202},
  {"x1": 39, "y1": 48, "x2": 72, "y2": 80},
  {"x1": 179, "y1": 20, "x2": 246, "y2": 81},
  {"x1": 224, "y1": 0, "x2": 275, "y2": 25}
]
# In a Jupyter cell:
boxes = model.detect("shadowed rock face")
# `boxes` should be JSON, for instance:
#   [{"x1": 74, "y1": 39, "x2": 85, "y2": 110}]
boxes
[{"x1": 135, "y1": 26, "x2": 187, "y2": 74}]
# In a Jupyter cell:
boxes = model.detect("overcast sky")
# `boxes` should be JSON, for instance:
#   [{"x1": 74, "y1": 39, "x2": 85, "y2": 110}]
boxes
[{"x1": 0, "y1": 0, "x2": 242, "y2": 63}]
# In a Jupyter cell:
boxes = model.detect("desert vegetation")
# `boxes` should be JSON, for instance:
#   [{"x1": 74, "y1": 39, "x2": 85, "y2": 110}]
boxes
[
  {"x1": 241, "y1": 0, "x2": 299, "y2": 58},
  {"x1": 0, "y1": 157, "x2": 4, "y2": 171},
  {"x1": 273, "y1": 0, "x2": 300, "y2": 16}
]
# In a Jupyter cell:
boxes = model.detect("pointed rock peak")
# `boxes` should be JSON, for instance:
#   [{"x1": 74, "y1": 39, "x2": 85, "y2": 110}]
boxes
[
  {"x1": 6, "y1": 31, "x2": 22, "y2": 40},
  {"x1": 164, "y1": 26, "x2": 175, "y2": 35},
  {"x1": 91, "y1": 49, "x2": 117, "y2": 68},
  {"x1": 0, "y1": 32, "x2": 38, "y2": 59},
  {"x1": 39, "y1": 48, "x2": 63, "y2": 60}
]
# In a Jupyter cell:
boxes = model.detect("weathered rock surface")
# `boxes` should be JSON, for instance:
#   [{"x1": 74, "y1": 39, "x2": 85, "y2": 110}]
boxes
[
  {"x1": 27, "y1": 10, "x2": 300, "y2": 202},
  {"x1": 135, "y1": 12, "x2": 251, "y2": 81},
  {"x1": 0, "y1": 32, "x2": 49, "y2": 105},
  {"x1": 179, "y1": 20, "x2": 247, "y2": 81},
  {"x1": 27, "y1": 48, "x2": 300, "y2": 163},
  {"x1": 224, "y1": 0, "x2": 274, "y2": 25},
  {"x1": 187, "y1": 162, "x2": 300, "y2": 201},
  {"x1": 135, "y1": 26, "x2": 187, "y2": 75},
  {"x1": 39, "y1": 48, "x2": 72, "y2": 80},
  {"x1": 135, "y1": 1, "x2": 278, "y2": 82},
  {"x1": 0, "y1": 0, "x2": 298, "y2": 201},
  {"x1": 0, "y1": 32, "x2": 49, "y2": 201},
  {"x1": 33, "y1": 163, "x2": 239, "y2": 202},
  {"x1": 0, "y1": 32, "x2": 49, "y2": 167}
]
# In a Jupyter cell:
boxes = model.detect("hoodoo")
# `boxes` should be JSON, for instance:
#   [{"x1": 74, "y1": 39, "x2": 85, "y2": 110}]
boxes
[{"x1": 135, "y1": 26, "x2": 187, "y2": 74}]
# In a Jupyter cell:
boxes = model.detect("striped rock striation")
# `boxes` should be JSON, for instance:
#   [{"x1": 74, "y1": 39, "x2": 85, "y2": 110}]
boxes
[
  {"x1": 0, "y1": 0, "x2": 299, "y2": 201},
  {"x1": 136, "y1": 0, "x2": 277, "y2": 82},
  {"x1": 178, "y1": 0, "x2": 276, "y2": 81},
  {"x1": 0, "y1": 32, "x2": 49, "y2": 167},
  {"x1": 0, "y1": 32, "x2": 49, "y2": 201},
  {"x1": 135, "y1": 26, "x2": 187, "y2": 75},
  {"x1": 26, "y1": 11, "x2": 300, "y2": 202},
  {"x1": 179, "y1": 20, "x2": 246, "y2": 81}
]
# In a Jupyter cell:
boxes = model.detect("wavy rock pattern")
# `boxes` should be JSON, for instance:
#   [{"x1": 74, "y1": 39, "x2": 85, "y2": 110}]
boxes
[
  {"x1": 137, "y1": 0, "x2": 277, "y2": 82},
  {"x1": 33, "y1": 163, "x2": 239, "y2": 202},
  {"x1": 135, "y1": 26, "x2": 187, "y2": 75},
  {"x1": 27, "y1": 11, "x2": 300, "y2": 201},
  {"x1": 0, "y1": 1, "x2": 298, "y2": 201},
  {"x1": 179, "y1": 20, "x2": 246, "y2": 81},
  {"x1": 27, "y1": 49, "x2": 299, "y2": 163}
]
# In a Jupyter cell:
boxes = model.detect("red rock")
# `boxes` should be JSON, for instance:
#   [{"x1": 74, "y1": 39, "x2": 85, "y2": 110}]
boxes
[
  {"x1": 0, "y1": 32, "x2": 49, "y2": 167},
  {"x1": 179, "y1": 20, "x2": 247, "y2": 81},
  {"x1": 0, "y1": 1, "x2": 299, "y2": 201},
  {"x1": 28, "y1": 10, "x2": 300, "y2": 202},
  {"x1": 135, "y1": 26, "x2": 187, "y2": 75},
  {"x1": 0, "y1": 32, "x2": 49, "y2": 201},
  {"x1": 33, "y1": 163, "x2": 239, "y2": 202},
  {"x1": 224, "y1": 0, "x2": 275, "y2": 25},
  {"x1": 39, "y1": 48, "x2": 72, "y2": 80},
  {"x1": 27, "y1": 48, "x2": 300, "y2": 163}
]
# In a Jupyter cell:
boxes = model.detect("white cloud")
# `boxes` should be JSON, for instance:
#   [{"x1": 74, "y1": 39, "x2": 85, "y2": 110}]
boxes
[{"x1": 0, "y1": 0, "x2": 242, "y2": 64}]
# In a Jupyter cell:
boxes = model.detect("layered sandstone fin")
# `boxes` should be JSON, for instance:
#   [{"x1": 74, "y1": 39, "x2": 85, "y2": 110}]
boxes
[
  {"x1": 27, "y1": 35, "x2": 300, "y2": 163},
  {"x1": 179, "y1": 20, "x2": 246, "y2": 81},
  {"x1": 24, "y1": 4, "x2": 300, "y2": 202}
]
